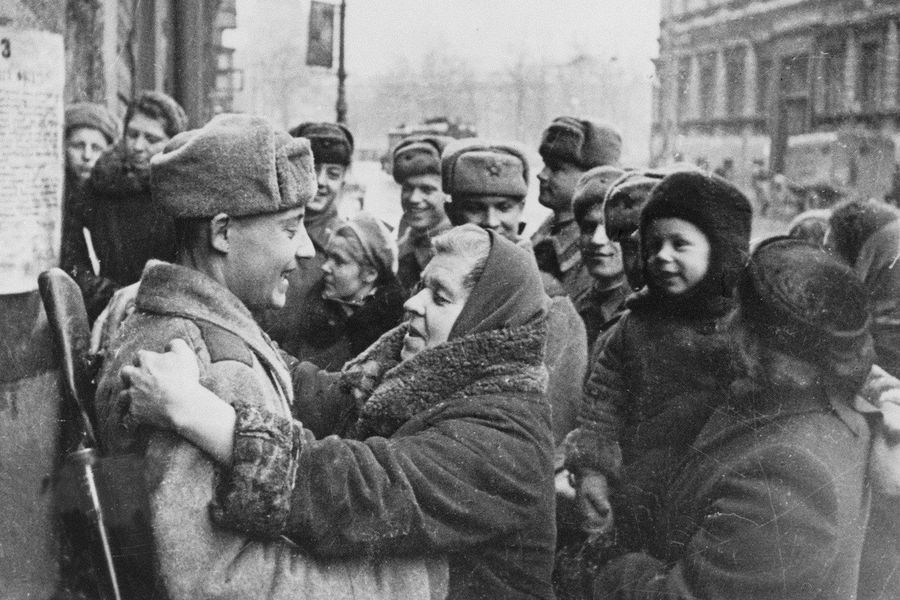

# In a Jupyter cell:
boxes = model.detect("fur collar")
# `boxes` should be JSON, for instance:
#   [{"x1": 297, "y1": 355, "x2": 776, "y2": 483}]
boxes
[
  {"x1": 342, "y1": 318, "x2": 548, "y2": 439},
  {"x1": 89, "y1": 145, "x2": 151, "y2": 198}
]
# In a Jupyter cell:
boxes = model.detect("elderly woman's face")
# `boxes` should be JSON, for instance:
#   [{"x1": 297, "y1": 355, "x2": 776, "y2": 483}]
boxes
[{"x1": 401, "y1": 252, "x2": 477, "y2": 361}]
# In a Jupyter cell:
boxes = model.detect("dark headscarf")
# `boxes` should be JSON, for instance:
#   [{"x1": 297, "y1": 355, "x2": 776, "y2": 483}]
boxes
[{"x1": 449, "y1": 229, "x2": 549, "y2": 339}]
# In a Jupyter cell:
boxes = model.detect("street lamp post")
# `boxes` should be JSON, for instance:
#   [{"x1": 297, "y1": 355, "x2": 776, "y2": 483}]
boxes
[{"x1": 335, "y1": 0, "x2": 347, "y2": 124}]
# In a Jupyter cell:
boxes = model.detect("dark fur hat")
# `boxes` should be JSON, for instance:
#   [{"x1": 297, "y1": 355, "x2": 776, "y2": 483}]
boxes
[
  {"x1": 392, "y1": 134, "x2": 452, "y2": 183},
  {"x1": 738, "y1": 236, "x2": 874, "y2": 385},
  {"x1": 640, "y1": 170, "x2": 752, "y2": 302},
  {"x1": 289, "y1": 121, "x2": 354, "y2": 166},
  {"x1": 828, "y1": 198, "x2": 900, "y2": 266},
  {"x1": 571, "y1": 166, "x2": 626, "y2": 224},
  {"x1": 539, "y1": 117, "x2": 622, "y2": 169}
]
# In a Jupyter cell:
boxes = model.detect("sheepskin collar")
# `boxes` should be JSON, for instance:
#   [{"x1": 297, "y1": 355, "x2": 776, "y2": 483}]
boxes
[
  {"x1": 342, "y1": 317, "x2": 548, "y2": 439},
  {"x1": 90, "y1": 145, "x2": 151, "y2": 198}
]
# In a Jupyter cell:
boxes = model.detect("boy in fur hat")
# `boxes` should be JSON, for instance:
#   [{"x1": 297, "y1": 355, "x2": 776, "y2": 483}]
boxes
[
  {"x1": 69, "y1": 91, "x2": 188, "y2": 322},
  {"x1": 593, "y1": 237, "x2": 881, "y2": 600},
  {"x1": 94, "y1": 114, "x2": 445, "y2": 600},
  {"x1": 563, "y1": 171, "x2": 752, "y2": 581},
  {"x1": 532, "y1": 116, "x2": 623, "y2": 303},
  {"x1": 259, "y1": 121, "x2": 355, "y2": 357}
]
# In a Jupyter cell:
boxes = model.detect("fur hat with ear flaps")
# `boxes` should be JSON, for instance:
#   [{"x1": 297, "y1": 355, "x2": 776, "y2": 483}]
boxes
[
  {"x1": 632, "y1": 170, "x2": 752, "y2": 317},
  {"x1": 738, "y1": 236, "x2": 874, "y2": 389},
  {"x1": 151, "y1": 114, "x2": 317, "y2": 218},
  {"x1": 289, "y1": 121, "x2": 354, "y2": 167}
]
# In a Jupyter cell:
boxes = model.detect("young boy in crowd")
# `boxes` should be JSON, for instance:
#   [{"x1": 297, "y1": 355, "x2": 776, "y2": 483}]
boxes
[{"x1": 564, "y1": 170, "x2": 752, "y2": 561}]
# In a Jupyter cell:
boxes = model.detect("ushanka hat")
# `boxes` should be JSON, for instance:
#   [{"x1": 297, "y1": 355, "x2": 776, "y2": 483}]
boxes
[
  {"x1": 392, "y1": 134, "x2": 453, "y2": 183},
  {"x1": 151, "y1": 114, "x2": 316, "y2": 218},
  {"x1": 738, "y1": 236, "x2": 874, "y2": 385},
  {"x1": 289, "y1": 121, "x2": 354, "y2": 166},
  {"x1": 441, "y1": 140, "x2": 529, "y2": 199},
  {"x1": 571, "y1": 165, "x2": 627, "y2": 223},
  {"x1": 65, "y1": 102, "x2": 120, "y2": 144},
  {"x1": 539, "y1": 116, "x2": 622, "y2": 168},
  {"x1": 640, "y1": 170, "x2": 752, "y2": 299}
]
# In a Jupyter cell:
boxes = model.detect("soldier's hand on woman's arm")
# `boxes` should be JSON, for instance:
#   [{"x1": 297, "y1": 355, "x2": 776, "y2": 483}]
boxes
[
  {"x1": 576, "y1": 469, "x2": 614, "y2": 537},
  {"x1": 119, "y1": 338, "x2": 237, "y2": 465}
]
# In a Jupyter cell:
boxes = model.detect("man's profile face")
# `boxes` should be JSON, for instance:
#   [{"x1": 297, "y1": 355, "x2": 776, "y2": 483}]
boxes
[
  {"x1": 225, "y1": 206, "x2": 315, "y2": 311},
  {"x1": 537, "y1": 159, "x2": 584, "y2": 214},
  {"x1": 124, "y1": 112, "x2": 169, "y2": 168},
  {"x1": 308, "y1": 162, "x2": 347, "y2": 215}
]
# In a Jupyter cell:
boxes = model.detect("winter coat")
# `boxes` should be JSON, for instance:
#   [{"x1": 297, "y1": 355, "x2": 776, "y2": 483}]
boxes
[
  {"x1": 287, "y1": 276, "x2": 406, "y2": 370},
  {"x1": 564, "y1": 293, "x2": 734, "y2": 552},
  {"x1": 593, "y1": 381, "x2": 873, "y2": 600},
  {"x1": 259, "y1": 212, "x2": 342, "y2": 357},
  {"x1": 531, "y1": 215, "x2": 594, "y2": 302},
  {"x1": 93, "y1": 261, "x2": 447, "y2": 600},
  {"x1": 546, "y1": 295, "x2": 588, "y2": 445},
  {"x1": 852, "y1": 219, "x2": 900, "y2": 378},
  {"x1": 74, "y1": 146, "x2": 176, "y2": 321},
  {"x1": 574, "y1": 282, "x2": 629, "y2": 353},
  {"x1": 210, "y1": 319, "x2": 557, "y2": 600}
]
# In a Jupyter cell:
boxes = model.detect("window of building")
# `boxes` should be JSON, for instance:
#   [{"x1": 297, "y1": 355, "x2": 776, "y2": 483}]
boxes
[
  {"x1": 756, "y1": 56, "x2": 772, "y2": 116},
  {"x1": 820, "y1": 45, "x2": 845, "y2": 114},
  {"x1": 676, "y1": 55, "x2": 691, "y2": 122},
  {"x1": 858, "y1": 41, "x2": 881, "y2": 109},
  {"x1": 699, "y1": 52, "x2": 716, "y2": 118},
  {"x1": 780, "y1": 54, "x2": 811, "y2": 134},
  {"x1": 725, "y1": 47, "x2": 745, "y2": 117}
]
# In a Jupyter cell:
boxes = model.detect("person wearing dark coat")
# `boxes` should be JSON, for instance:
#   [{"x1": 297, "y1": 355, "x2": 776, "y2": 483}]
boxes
[
  {"x1": 441, "y1": 139, "x2": 589, "y2": 446},
  {"x1": 259, "y1": 121, "x2": 354, "y2": 357},
  {"x1": 531, "y1": 117, "x2": 623, "y2": 303},
  {"x1": 118, "y1": 224, "x2": 558, "y2": 600},
  {"x1": 60, "y1": 102, "x2": 120, "y2": 280},
  {"x1": 592, "y1": 237, "x2": 879, "y2": 600},
  {"x1": 570, "y1": 165, "x2": 629, "y2": 350},
  {"x1": 69, "y1": 90, "x2": 188, "y2": 321},
  {"x1": 827, "y1": 198, "x2": 900, "y2": 378},
  {"x1": 564, "y1": 171, "x2": 752, "y2": 568},
  {"x1": 288, "y1": 211, "x2": 405, "y2": 370},
  {"x1": 392, "y1": 134, "x2": 454, "y2": 294}
]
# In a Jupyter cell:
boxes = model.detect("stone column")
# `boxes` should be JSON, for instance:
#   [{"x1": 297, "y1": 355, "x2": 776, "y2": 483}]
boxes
[
  {"x1": 886, "y1": 19, "x2": 899, "y2": 109},
  {"x1": 845, "y1": 27, "x2": 858, "y2": 111},
  {"x1": 714, "y1": 48, "x2": 728, "y2": 118},
  {"x1": 743, "y1": 43, "x2": 758, "y2": 117},
  {"x1": 688, "y1": 53, "x2": 701, "y2": 121}
]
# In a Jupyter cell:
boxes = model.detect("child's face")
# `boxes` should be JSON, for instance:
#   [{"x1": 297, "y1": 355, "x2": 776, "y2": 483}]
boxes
[{"x1": 644, "y1": 217, "x2": 710, "y2": 296}]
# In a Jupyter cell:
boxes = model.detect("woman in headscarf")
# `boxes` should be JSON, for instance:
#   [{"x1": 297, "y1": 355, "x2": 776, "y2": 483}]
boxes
[
  {"x1": 119, "y1": 224, "x2": 557, "y2": 600},
  {"x1": 289, "y1": 212, "x2": 405, "y2": 370}
]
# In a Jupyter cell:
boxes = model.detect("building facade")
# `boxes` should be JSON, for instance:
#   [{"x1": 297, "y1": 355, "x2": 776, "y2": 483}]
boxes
[{"x1": 654, "y1": 0, "x2": 900, "y2": 199}]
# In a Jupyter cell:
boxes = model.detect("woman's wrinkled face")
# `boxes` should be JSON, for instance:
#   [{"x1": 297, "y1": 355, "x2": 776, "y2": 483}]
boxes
[
  {"x1": 401, "y1": 252, "x2": 476, "y2": 361},
  {"x1": 321, "y1": 235, "x2": 376, "y2": 303},
  {"x1": 644, "y1": 217, "x2": 710, "y2": 296},
  {"x1": 66, "y1": 127, "x2": 110, "y2": 183}
]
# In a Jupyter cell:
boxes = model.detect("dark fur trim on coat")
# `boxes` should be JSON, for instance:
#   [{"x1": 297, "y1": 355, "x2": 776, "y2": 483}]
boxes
[
  {"x1": 342, "y1": 317, "x2": 549, "y2": 439},
  {"x1": 88, "y1": 145, "x2": 151, "y2": 199}
]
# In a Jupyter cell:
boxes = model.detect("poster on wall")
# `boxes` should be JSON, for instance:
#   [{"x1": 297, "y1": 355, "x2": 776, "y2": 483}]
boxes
[{"x1": 0, "y1": 27, "x2": 64, "y2": 295}]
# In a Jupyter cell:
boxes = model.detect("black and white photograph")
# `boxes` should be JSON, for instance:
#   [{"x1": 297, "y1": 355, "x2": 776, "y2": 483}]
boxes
[{"x1": 2, "y1": 1, "x2": 900, "y2": 599}]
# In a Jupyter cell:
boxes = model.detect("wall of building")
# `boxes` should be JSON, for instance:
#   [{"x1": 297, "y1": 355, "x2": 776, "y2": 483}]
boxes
[{"x1": 654, "y1": 0, "x2": 900, "y2": 198}]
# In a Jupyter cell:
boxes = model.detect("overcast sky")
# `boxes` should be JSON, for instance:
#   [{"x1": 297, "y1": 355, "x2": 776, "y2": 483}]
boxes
[{"x1": 231, "y1": 0, "x2": 661, "y2": 75}]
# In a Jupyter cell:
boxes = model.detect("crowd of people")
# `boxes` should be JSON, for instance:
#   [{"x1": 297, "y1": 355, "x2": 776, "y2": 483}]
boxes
[{"x1": 54, "y1": 92, "x2": 900, "y2": 600}]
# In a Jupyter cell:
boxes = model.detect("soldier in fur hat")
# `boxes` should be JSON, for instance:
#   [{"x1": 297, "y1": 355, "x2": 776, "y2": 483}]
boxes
[{"x1": 532, "y1": 117, "x2": 623, "y2": 303}]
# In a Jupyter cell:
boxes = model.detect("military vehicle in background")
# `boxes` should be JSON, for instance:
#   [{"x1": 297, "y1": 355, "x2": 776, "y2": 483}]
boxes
[{"x1": 381, "y1": 117, "x2": 477, "y2": 174}]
